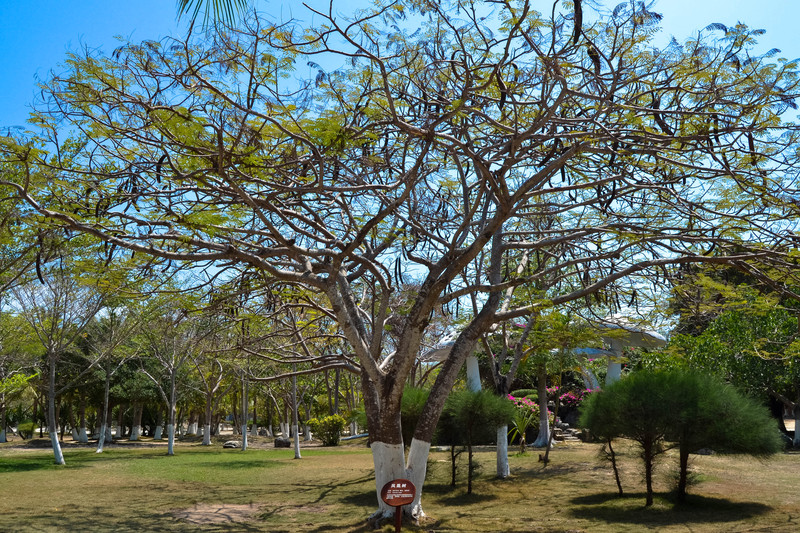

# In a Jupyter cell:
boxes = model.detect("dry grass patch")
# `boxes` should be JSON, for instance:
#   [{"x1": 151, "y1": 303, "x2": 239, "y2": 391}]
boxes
[{"x1": 1, "y1": 438, "x2": 799, "y2": 532}]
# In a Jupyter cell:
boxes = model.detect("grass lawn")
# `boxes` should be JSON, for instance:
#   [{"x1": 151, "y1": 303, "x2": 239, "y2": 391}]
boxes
[{"x1": 1, "y1": 437, "x2": 799, "y2": 532}]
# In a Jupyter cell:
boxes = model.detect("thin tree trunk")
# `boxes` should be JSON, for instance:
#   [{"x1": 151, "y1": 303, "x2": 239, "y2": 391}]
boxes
[
  {"x1": 96, "y1": 370, "x2": 111, "y2": 453},
  {"x1": 78, "y1": 396, "x2": 88, "y2": 443},
  {"x1": 532, "y1": 364, "x2": 550, "y2": 447},
  {"x1": 292, "y1": 367, "x2": 301, "y2": 459},
  {"x1": 643, "y1": 439, "x2": 655, "y2": 507},
  {"x1": 0, "y1": 392, "x2": 8, "y2": 443},
  {"x1": 167, "y1": 374, "x2": 177, "y2": 456},
  {"x1": 606, "y1": 438, "x2": 623, "y2": 496},
  {"x1": 48, "y1": 355, "x2": 65, "y2": 464},
  {"x1": 241, "y1": 377, "x2": 248, "y2": 451},
  {"x1": 677, "y1": 444, "x2": 690, "y2": 503}
]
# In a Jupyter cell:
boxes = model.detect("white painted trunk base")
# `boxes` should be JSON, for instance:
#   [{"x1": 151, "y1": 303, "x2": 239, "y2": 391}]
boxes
[
  {"x1": 241, "y1": 425, "x2": 248, "y2": 451},
  {"x1": 496, "y1": 425, "x2": 510, "y2": 478},
  {"x1": 96, "y1": 424, "x2": 107, "y2": 453},
  {"x1": 202, "y1": 424, "x2": 212, "y2": 445},
  {"x1": 50, "y1": 431, "x2": 65, "y2": 465},
  {"x1": 71, "y1": 428, "x2": 80, "y2": 441},
  {"x1": 154, "y1": 425, "x2": 163, "y2": 440},
  {"x1": 370, "y1": 441, "x2": 407, "y2": 517},
  {"x1": 130, "y1": 425, "x2": 141, "y2": 441},
  {"x1": 188, "y1": 422, "x2": 198, "y2": 435},
  {"x1": 304, "y1": 425, "x2": 312, "y2": 441},
  {"x1": 167, "y1": 424, "x2": 175, "y2": 455},
  {"x1": 794, "y1": 416, "x2": 800, "y2": 448},
  {"x1": 405, "y1": 439, "x2": 431, "y2": 519},
  {"x1": 0, "y1": 429, "x2": 6, "y2": 443},
  {"x1": 78, "y1": 427, "x2": 88, "y2": 443},
  {"x1": 292, "y1": 424, "x2": 301, "y2": 458},
  {"x1": 250, "y1": 424, "x2": 258, "y2": 437}
]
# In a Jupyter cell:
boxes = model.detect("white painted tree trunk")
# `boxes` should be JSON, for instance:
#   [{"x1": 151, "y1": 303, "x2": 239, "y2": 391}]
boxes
[
  {"x1": 292, "y1": 370, "x2": 301, "y2": 459},
  {"x1": 266, "y1": 426, "x2": 273, "y2": 437},
  {"x1": 496, "y1": 425, "x2": 510, "y2": 478},
  {"x1": 96, "y1": 423, "x2": 107, "y2": 453},
  {"x1": 241, "y1": 424, "x2": 248, "y2": 451},
  {"x1": 71, "y1": 428, "x2": 80, "y2": 441},
  {"x1": 47, "y1": 357, "x2": 65, "y2": 465},
  {"x1": 49, "y1": 428, "x2": 65, "y2": 465},
  {"x1": 167, "y1": 424, "x2": 175, "y2": 456},
  {"x1": 202, "y1": 424, "x2": 212, "y2": 445},
  {"x1": 304, "y1": 425, "x2": 312, "y2": 441},
  {"x1": 154, "y1": 425, "x2": 163, "y2": 440},
  {"x1": 370, "y1": 441, "x2": 407, "y2": 518},
  {"x1": 405, "y1": 439, "x2": 431, "y2": 519},
  {"x1": 350, "y1": 421, "x2": 358, "y2": 436},
  {"x1": 250, "y1": 424, "x2": 258, "y2": 437},
  {"x1": 0, "y1": 429, "x2": 6, "y2": 443},
  {"x1": 130, "y1": 425, "x2": 141, "y2": 441},
  {"x1": 532, "y1": 392, "x2": 550, "y2": 448},
  {"x1": 78, "y1": 427, "x2": 88, "y2": 443},
  {"x1": 794, "y1": 414, "x2": 800, "y2": 448},
  {"x1": 606, "y1": 340, "x2": 624, "y2": 385},
  {"x1": 188, "y1": 422, "x2": 198, "y2": 435},
  {"x1": 465, "y1": 354, "x2": 481, "y2": 392}
]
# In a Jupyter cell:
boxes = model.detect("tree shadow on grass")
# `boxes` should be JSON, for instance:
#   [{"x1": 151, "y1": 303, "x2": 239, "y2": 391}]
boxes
[{"x1": 569, "y1": 491, "x2": 771, "y2": 527}]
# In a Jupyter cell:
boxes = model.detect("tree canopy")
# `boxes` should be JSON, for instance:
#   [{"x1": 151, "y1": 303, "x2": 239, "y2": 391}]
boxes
[{"x1": 3, "y1": 0, "x2": 800, "y2": 518}]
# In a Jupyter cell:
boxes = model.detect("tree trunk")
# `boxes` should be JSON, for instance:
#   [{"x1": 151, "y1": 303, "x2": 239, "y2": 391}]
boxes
[
  {"x1": 78, "y1": 396, "x2": 88, "y2": 443},
  {"x1": 202, "y1": 399, "x2": 212, "y2": 446},
  {"x1": 167, "y1": 374, "x2": 177, "y2": 455},
  {"x1": 292, "y1": 368, "x2": 301, "y2": 459},
  {"x1": 250, "y1": 396, "x2": 258, "y2": 437},
  {"x1": 532, "y1": 365, "x2": 550, "y2": 447},
  {"x1": 606, "y1": 438, "x2": 623, "y2": 497},
  {"x1": 677, "y1": 444, "x2": 690, "y2": 503},
  {"x1": 333, "y1": 368, "x2": 341, "y2": 414},
  {"x1": 793, "y1": 404, "x2": 800, "y2": 448},
  {"x1": 241, "y1": 377, "x2": 248, "y2": 451},
  {"x1": 96, "y1": 370, "x2": 111, "y2": 453},
  {"x1": 47, "y1": 355, "x2": 65, "y2": 465},
  {"x1": 130, "y1": 403, "x2": 142, "y2": 441},
  {"x1": 496, "y1": 425, "x2": 510, "y2": 478},
  {"x1": 154, "y1": 409, "x2": 164, "y2": 440},
  {"x1": 0, "y1": 391, "x2": 6, "y2": 443},
  {"x1": 643, "y1": 439, "x2": 655, "y2": 507}
]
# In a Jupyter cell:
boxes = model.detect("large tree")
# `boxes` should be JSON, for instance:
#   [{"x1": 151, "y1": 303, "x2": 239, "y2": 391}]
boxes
[{"x1": 3, "y1": 0, "x2": 800, "y2": 520}]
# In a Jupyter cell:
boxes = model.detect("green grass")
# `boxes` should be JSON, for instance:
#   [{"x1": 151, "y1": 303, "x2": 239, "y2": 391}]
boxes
[{"x1": 1, "y1": 439, "x2": 800, "y2": 532}]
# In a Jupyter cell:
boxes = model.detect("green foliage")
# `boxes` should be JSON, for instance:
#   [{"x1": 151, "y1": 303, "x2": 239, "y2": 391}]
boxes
[
  {"x1": 580, "y1": 369, "x2": 782, "y2": 504},
  {"x1": 307, "y1": 414, "x2": 347, "y2": 446},
  {"x1": 401, "y1": 386, "x2": 430, "y2": 447},
  {"x1": 507, "y1": 394, "x2": 540, "y2": 453},
  {"x1": 436, "y1": 389, "x2": 515, "y2": 493},
  {"x1": 15, "y1": 420, "x2": 36, "y2": 440}
]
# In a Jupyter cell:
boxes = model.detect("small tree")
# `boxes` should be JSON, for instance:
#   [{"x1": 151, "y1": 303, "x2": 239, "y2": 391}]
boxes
[
  {"x1": 437, "y1": 390, "x2": 515, "y2": 494},
  {"x1": 580, "y1": 370, "x2": 783, "y2": 505}
]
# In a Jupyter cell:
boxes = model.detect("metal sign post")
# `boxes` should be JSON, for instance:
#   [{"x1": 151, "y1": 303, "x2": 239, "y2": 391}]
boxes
[{"x1": 380, "y1": 478, "x2": 416, "y2": 533}]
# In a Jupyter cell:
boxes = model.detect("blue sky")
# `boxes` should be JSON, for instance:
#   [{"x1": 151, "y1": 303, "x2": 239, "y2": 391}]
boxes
[{"x1": 1, "y1": 1, "x2": 797, "y2": 129}]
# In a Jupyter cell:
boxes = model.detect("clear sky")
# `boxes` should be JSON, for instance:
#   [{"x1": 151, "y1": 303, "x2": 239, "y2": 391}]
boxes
[{"x1": 1, "y1": 1, "x2": 797, "y2": 129}]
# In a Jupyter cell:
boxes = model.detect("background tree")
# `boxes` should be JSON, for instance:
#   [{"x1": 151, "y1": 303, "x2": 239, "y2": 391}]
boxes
[{"x1": 4, "y1": 0, "x2": 800, "y2": 519}]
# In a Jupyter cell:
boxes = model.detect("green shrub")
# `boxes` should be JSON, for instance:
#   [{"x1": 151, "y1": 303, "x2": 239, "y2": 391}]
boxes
[
  {"x1": 16, "y1": 420, "x2": 36, "y2": 440},
  {"x1": 308, "y1": 414, "x2": 347, "y2": 446}
]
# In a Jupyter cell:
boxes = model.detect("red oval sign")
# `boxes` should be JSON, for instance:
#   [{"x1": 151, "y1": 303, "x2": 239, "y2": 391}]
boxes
[{"x1": 380, "y1": 478, "x2": 416, "y2": 507}]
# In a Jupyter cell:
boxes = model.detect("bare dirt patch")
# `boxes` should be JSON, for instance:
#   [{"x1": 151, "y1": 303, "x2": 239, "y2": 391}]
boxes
[{"x1": 172, "y1": 503, "x2": 262, "y2": 524}]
